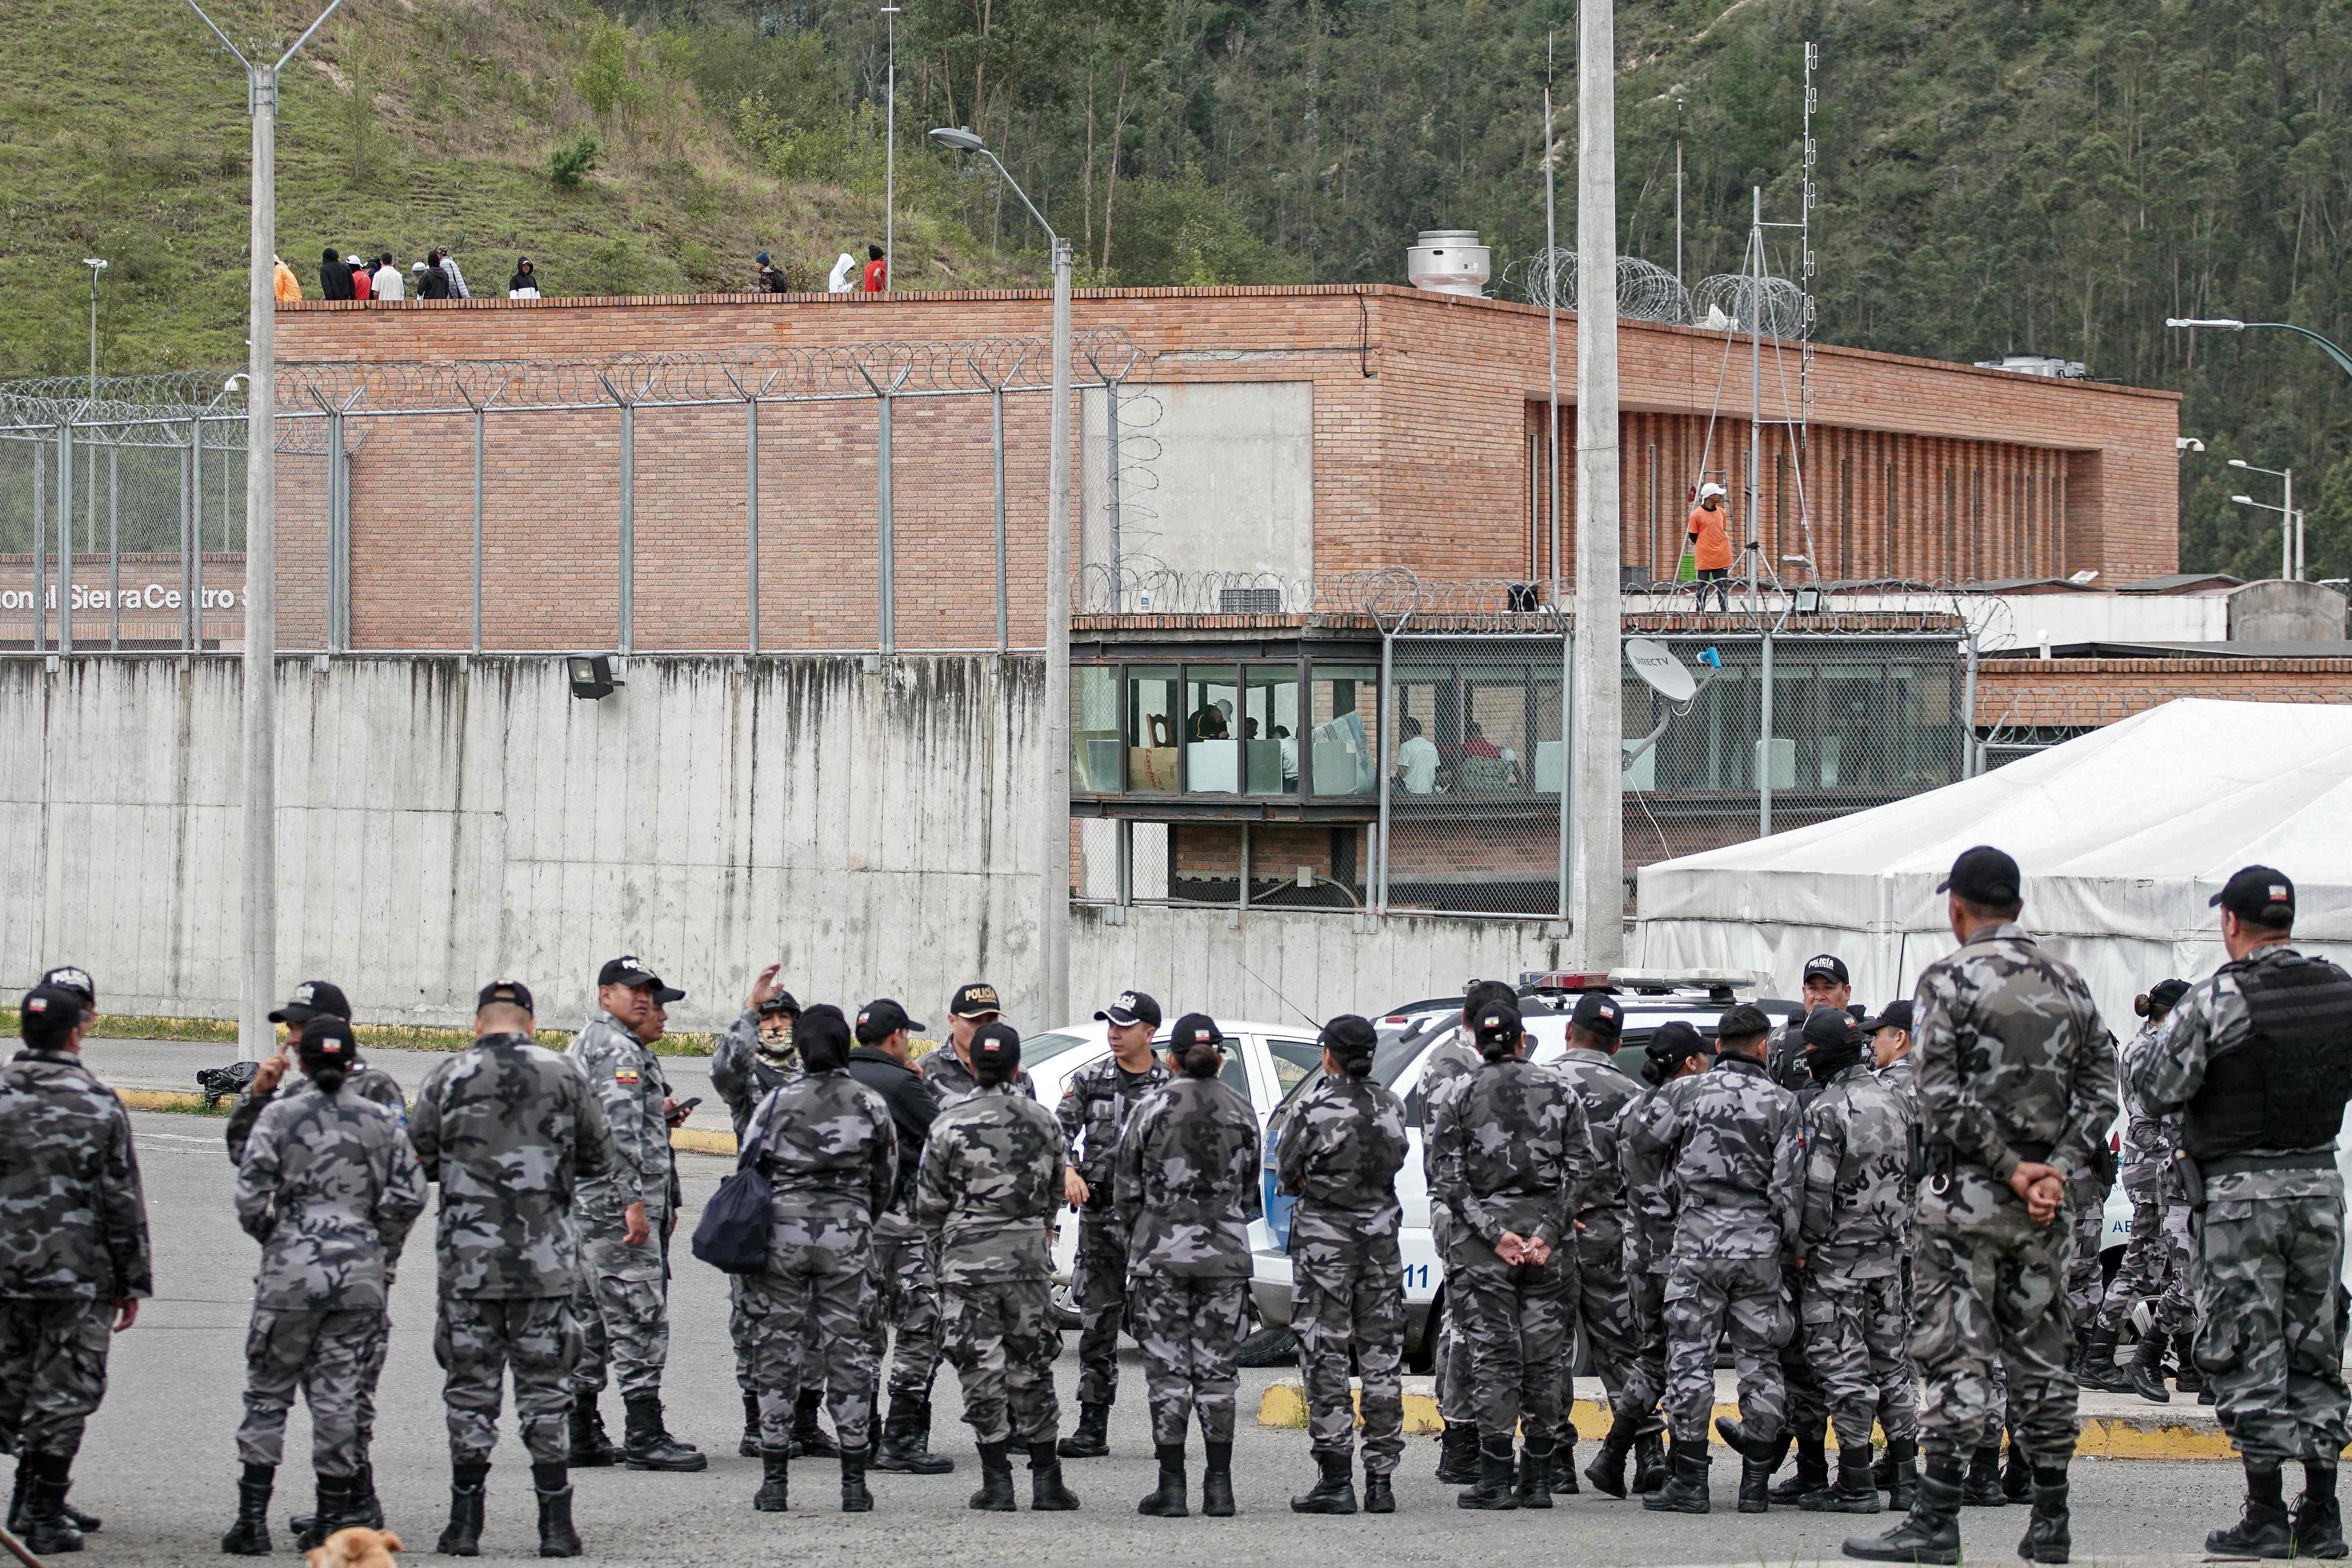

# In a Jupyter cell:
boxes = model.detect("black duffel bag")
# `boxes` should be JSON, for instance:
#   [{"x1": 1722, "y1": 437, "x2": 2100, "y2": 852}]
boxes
[{"x1": 691, "y1": 1126, "x2": 773, "y2": 1274}]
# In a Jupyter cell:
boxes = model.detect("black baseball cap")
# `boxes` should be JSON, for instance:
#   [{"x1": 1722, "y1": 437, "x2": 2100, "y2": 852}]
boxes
[
  {"x1": 644, "y1": 976, "x2": 686, "y2": 1005},
  {"x1": 970, "y1": 1020, "x2": 1022, "y2": 1069},
  {"x1": 757, "y1": 990, "x2": 801, "y2": 1017},
  {"x1": 477, "y1": 979, "x2": 535, "y2": 1014},
  {"x1": 2148, "y1": 978, "x2": 2191, "y2": 1011},
  {"x1": 1097, "y1": 990, "x2": 1162, "y2": 1028},
  {"x1": 19, "y1": 984, "x2": 85, "y2": 1034},
  {"x1": 1648, "y1": 1020, "x2": 1710, "y2": 1064},
  {"x1": 949, "y1": 982, "x2": 1003, "y2": 1019},
  {"x1": 1319, "y1": 1014, "x2": 1379, "y2": 1060},
  {"x1": 1718, "y1": 1002, "x2": 1772, "y2": 1044},
  {"x1": 856, "y1": 998, "x2": 923, "y2": 1041},
  {"x1": 1471, "y1": 1001, "x2": 1524, "y2": 1051},
  {"x1": 1570, "y1": 992, "x2": 1623, "y2": 1040},
  {"x1": 270, "y1": 979, "x2": 352, "y2": 1025},
  {"x1": 1860, "y1": 999, "x2": 1914, "y2": 1034},
  {"x1": 2211, "y1": 865, "x2": 2294, "y2": 927},
  {"x1": 597, "y1": 954, "x2": 660, "y2": 989},
  {"x1": 1940, "y1": 845, "x2": 2022, "y2": 907},
  {"x1": 1801, "y1": 953, "x2": 1850, "y2": 985},
  {"x1": 1168, "y1": 1012, "x2": 1226, "y2": 1051},
  {"x1": 38, "y1": 967, "x2": 95, "y2": 1007},
  {"x1": 1803, "y1": 1008, "x2": 1859, "y2": 1051},
  {"x1": 299, "y1": 1015, "x2": 355, "y2": 1055}
]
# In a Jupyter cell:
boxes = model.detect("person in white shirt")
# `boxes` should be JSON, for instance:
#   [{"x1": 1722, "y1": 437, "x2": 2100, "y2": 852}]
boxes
[
  {"x1": 371, "y1": 256, "x2": 404, "y2": 300},
  {"x1": 1393, "y1": 716, "x2": 1441, "y2": 794},
  {"x1": 827, "y1": 252, "x2": 858, "y2": 293}
]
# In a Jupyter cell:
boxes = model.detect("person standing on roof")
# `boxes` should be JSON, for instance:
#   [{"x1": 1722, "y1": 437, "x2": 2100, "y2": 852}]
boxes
[
  {"x1": 1687, "y1": 483, "x2": 1736, "y2": 611},
  {"x1": 861, "y1": 245, "x2": 887, "y2": 292}
]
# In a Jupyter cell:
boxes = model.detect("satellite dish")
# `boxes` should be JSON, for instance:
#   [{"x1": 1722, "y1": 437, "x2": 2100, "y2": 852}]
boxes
[{"x1": 1625, "y1": 637, "x2": 1696, "y2": 703}]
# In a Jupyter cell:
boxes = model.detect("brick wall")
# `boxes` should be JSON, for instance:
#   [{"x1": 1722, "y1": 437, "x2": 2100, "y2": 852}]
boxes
[{"x1": 1975, "y1": 657, "x2": 2352, "y2": 727}]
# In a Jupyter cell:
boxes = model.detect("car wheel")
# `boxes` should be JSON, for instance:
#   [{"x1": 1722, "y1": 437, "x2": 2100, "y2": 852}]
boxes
[{"x1": 1050, "y1": 1282, "x2": 1081, "y2": 1332}]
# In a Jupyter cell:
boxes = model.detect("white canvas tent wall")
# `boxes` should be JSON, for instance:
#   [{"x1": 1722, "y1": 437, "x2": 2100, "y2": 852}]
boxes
[{"x1": 1631, "y1": 698, "x2": 2352, "y2": 1022}]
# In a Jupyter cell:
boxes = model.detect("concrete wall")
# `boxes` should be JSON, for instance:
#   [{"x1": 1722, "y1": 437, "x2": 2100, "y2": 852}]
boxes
[
  {"x1": 1082, "y1": 382, "x2": 1317, "y2": 588},
  {"x1": 2230, "y1": 580, "x2": 2349, "y2": 642},
  {"x1": 0, "y1": 654, "x2": 1562, "y2": 1032}
]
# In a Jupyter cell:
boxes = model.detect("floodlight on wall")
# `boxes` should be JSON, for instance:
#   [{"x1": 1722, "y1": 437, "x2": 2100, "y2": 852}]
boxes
[
  {"x1": 568, "y1": 654, "x2": 623, "y2": 700},
  {"x1": 2177, "y1": 437, "x2": 2205, "y2": 453},
  {"x1": 1792, "y1": 587, "x2": 1824, "y2": 613}
]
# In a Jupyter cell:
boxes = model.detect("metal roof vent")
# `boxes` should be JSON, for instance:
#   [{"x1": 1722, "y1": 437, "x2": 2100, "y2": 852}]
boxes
[{"x1": 1408, "y1": 230, "x2": 1489, "y2": 297}]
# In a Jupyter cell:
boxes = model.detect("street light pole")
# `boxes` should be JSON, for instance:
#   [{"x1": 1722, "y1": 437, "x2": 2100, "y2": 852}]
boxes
[
  {"x1": 881, "y1": 5, "x2": 899, "y2": 290},
  {"x1": 81, "y1": 259, "x2": 108, "y2": 400},
  {"x1": 2229, "y1": 458, "x2": 2300, "y2": 581},
  {"x1": 930, "y1": 126, "x2": 1073, "y2": 1024},
  {"x1": 2167, "y1": 318, "x2": 2352, "y2": 383},
  {"x1": 185, "y1": 0, "x2": 348, "y2": 1061}
]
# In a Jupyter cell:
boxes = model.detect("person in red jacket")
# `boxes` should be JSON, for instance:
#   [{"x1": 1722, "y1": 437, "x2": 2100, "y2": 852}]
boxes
[
  {"x1": 347, "y1": 256, "x2": 372, "y2": 303},
  {"x1": 861, "y1": 245, "x2": 886, "y2": 293}
]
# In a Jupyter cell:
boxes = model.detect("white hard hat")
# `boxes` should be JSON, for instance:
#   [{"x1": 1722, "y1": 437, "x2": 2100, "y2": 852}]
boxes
[{"x1": 1699, "y1": 482, "x2": 1727, "y2": 500}]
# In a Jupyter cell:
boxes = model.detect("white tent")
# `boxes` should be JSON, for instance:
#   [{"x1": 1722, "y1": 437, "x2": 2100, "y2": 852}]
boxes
[{"x1": 1631, "y1": 698, "x2": 2352, "y2": 1021}]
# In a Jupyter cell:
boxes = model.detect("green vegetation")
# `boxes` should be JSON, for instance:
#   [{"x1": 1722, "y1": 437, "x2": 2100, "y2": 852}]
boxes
[{"x1": 0, "y1": 1008, "x2": 714, "y2": 1057}]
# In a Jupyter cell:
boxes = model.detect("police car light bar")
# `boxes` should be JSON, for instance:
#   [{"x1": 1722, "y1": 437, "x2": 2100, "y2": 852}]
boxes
[
  {"x1": 1518, "y1": 972, "x2": 1617, "y2": 994},
  {"x1": 1605, "y1": 968, "x2": 1772, "y2": 993}
]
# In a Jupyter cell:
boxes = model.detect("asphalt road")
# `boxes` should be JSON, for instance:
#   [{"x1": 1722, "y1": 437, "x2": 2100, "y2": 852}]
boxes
[{"x1": 74, "y1": 1109, "x2": 2247, "y2": 1567}]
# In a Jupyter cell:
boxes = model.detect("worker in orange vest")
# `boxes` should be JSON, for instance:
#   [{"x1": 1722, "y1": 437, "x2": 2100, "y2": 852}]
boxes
[{"x1": 1686, "y1": 483, "x2": 1737, "y2": 611}]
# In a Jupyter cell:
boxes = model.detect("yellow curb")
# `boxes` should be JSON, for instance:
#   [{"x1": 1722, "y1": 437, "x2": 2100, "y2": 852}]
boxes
[{"x1": 671, "y1": 1127, "x2": 739, "y2": 1157}]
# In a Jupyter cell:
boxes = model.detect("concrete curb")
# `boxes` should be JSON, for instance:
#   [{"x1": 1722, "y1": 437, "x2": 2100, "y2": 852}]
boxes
[{"x1": 1256, "y1": 1376, "x2": 2251, "y2": 1460}]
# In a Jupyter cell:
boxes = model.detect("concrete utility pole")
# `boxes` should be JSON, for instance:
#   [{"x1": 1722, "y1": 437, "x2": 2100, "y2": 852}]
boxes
[
  {"x1": 1572, "y1": 0, "x2": 1624, "y2": 967},
  {"x1": 185, "y1": 0, "x2": 347, "y2": 1059}
]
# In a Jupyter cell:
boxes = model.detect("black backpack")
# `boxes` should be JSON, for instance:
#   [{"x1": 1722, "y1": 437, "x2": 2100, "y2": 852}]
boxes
[{"x1": 691, "y1": 1122, "x2": 773, "y2": 1273}]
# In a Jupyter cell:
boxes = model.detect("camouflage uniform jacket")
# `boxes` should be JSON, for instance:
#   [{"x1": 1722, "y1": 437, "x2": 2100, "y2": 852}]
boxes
[
  {"x1": 743, "y1": 1067, "x2": 896, "y2": 1226},
  {"x1": 1765, "y1": 1020, "x2": 1819, "y2": 1096},
  {"x1": 1797, "y1": 1059, "x2": 1913, "y2": 1279},
  {"x1": 924, "y1": 1044, "x2": 1037, "y2": 1113},
  {"x1": 1274, "y1": 1074, "x2": 1408, "y2": 1239},
  {"x1": 1426, "y1": 1056, "x2": 1597, "y2": 1250},
  {"x1": 1622, "y1": 1053, "x2": 1802, "y2": 1261},
  {"x1": 1551, "y1": 1045, "x2": 1645, "y2": 1238},
  {"x1": 225, "y1": 1060, "x2": 406, "y2": 1165},
  {"x1": 913, "y1": 1084, "x2": 1067, "y2": 1284},
  {"x1": 2114, "y1": 1019, "x2": 2181, "y2": 1199},
  {"x1": 566, "y1": 1012, "x2": 671, "y2": 1227},
  {"x1": 2136, "y1": 944, "x2": 2346, "y2": 1204},
  {"x1": 407, "y1": 1032, "x2": 616, "y2": 1298},
  {"x1": 710, "y1": 1011, "x2": 796, "y2": 1140},
  {"x1": 1622, "y1": 1079, "x2": 1688, "y2": 1274},
  {"x1": 1912, "y1": 921, "x2": 2119, "y2": 1232},
  {"x1": 1056, "y1": 1052, "x2": 1172, "y2": 1210},
  {"x1": 1876, "y1": 1053, "x2": 1919, "y2": 1114},
  {"x1": 1115, "y1": 1076, "x2": 1262, "y2": 1279},
  {"x1": 235, "y1": 1082, "x2": 429, "y2": 1310},
  {"x1": 0, "y1": 1049, "x2": 152, "y2": 1300},
  {"x1": 1414, "y1": 1028, "x2": 1482, "y2": 1187}
]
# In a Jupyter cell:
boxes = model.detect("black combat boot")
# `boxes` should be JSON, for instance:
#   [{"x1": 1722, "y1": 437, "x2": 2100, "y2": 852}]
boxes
[
  {"x1": 1028, "y1": 1441, "x2": 1081, "y2": 1511},
  {"x1": 622, "y1": 1392, "x2": 708, "y2": 1472},
  {"x1": 296, "y1": 1471, "x2": 363, "y2": 1551},
  {"x1": 354, "y1": 1459, "x2": 383, "y2": 1530},
  {"x1": 532, "y1": 1462, "x2": 580, "y2": 1559},
  {"x1": 2297, "y1": 1461, "x2": 2348, "y2": 1559},
  {"x1": 1715, "y1": 1415, "x2": 1786, "y2": 1512},
  {"x1": 1458, "y1": 1433, "x2": 1519, "y2": 1512},
  {"x1": 1435, "y1": 1420, "x2": 1481, "y2": 1485},
  {"x1": 839, "y1": 1449, "x2": 874, "y2": 1513},
  {"x1": 739, "y1": 1390, "x2": 761, "y2": 1458},
  {"x1": 220, "y1": 1463, "x2": 273, "y2": 1556},
  {"x1": 1768, "y1": 1427, "x2": 1825, "y2": 1505},
  {"x1": 18, "y1": 1455, "x2": 84, "y2": 1557},
  {"x1": 1553, "y1": 1429, "x2": 1579, "y2": 1493},
  {"x1": 14, "y1": 1462, "x2": 101, "y2": 1539},
  {"x1": 790, "y1": 1389, "x2": 840, "y2": 1459},
  {"x1": 1806, "y1": 1443, "x2": 1882, "y2": 1514},
  {"x1": 2209, "y1": 1460, "x2": 2294, "y2": 1557},
  {"x1": 2126, "y1": 1332, "x2": 2171, "y2": 1404},
  {"x1": 968, "y1": 1440, "x2": 1018, "y2": 1512},
  {"x1": 876, "y1": 1391, "x2": 956, "y2": 1474},
  {"x1": 2076, "y1": 1324, "x2": 2125, "y2": 1392},
  {"x1": 1843, "y1": 1452, "x2": 1964, "y2": 1564},
  {"x1": 2174, "y1": 1330, "x2": 2206, "y2": 1396},
  {"x1": 567, "y1": 1392, "x2": 616, "y2": 1467},
  {"x1": 2002, "y1": 1437, "x2": 2034, "y2": 1502},
  {"x1": 1057, "y1": 1401, "x2": 1111, "y2": 1460},
  {"x1": 1642, "y1": 1437, "x2": 1711, "y2": 1515},
  {"x1": 1362, "y1": 1463, "x2": 1395, "y2": 1514},
  {"x1": 1512, "y1": 1440, "x2": 1555, "y2": 1510},
  {"x1": 1960, "y1": 1440, "x2": 2006, "y2": 1506},
  {"x1": 1882, "y1": 1435, "x2": 1919, "y2": 1511},
  {"x1": 1583, "y1": 1411, "x2": 1638, "y2": 1499},
  {"x1": 437, "y1": 1461, "x2": 489, "y2": 1557},
  {"x1": 753, "y1": 1446, "x2": 790, "y2": 1513},
  {"x1": 1202, "y1": 1440, "x2": 1237, "y2": 1516},
  {"x1": 2017, "y1": 1464, "x2": 2070, "y2": 1563},
  {"x1": 1137, "y1": 1443, "x2": 1188, "y2": 1517},
  {"x1": 1633, "y1": 1426, "x2": 1669, "y2": 1493},
  {"x1": 1291, "y1": 1447, "x2": 1358, "y2": 1514}
]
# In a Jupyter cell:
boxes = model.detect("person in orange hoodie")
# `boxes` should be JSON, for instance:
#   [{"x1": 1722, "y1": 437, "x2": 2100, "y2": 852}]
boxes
[
  {"x1": 271, "y1": 255, "x2": 302, "y2": 303},
  {"x1": 1686, "y1": 483, "x2": 1738, "y2": 611}
]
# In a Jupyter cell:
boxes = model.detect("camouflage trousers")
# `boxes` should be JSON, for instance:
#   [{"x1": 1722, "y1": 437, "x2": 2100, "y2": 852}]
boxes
[
  {"x1": 0, "y1": 1297, "x2": 112, "y2": 1460},
  {"x1": 938, "y1": 1279, "x2": 1061, "y2": 1447},
  {"x1": 434, "y1": 1294, "x2": 580, "y2": 1467},
  {"x1": 1802, "y1": 1272, "x2": 1917, "y2": 1449},
  {"x1": 1070, "y1": 1210, "x2": 1134, "y2": 1408},
  {"x1": 1128, "y1": 1274, "x2": 1250, "y2": 1446},
  {"x1": 728, "y1": 1276, "x2": 821, "y2": 1401},
  {"x1": 1612, "y1": 1265, "x2": 1670, "y2": 1428},
  {"x1": 2096, "y1": 1194, "x2": 2194, "y2": 1339},
  {"x1": 1910, "y1": 1221, "x2": 2077, "y2": 1466},
  {"x1": 1665, "y1": 1255, "x2": 1789, "y2": 1446},
  {"x1": 866, "y1": 1221, "x2": 942, "y2": 1400},
  {"x1": 1779, "y1": 1270, "x2": 1829, "y2": 1440},
  {"x1": 2064, "y1": 1201, "x2": 2107, "y2": 1328},
  {"x1": 1448, "y1": 1246, "x2": 1570, "y2": 1447},
  {"x1": 1290, "y1": 1223, "x2": 1406, "y2": 1472},
  {"x1": 569, "y1": 1231, "x2": 670, "y2": 1400},
  {"x1": 743, "y1": 1242, "x2": 879, "y2": 1453},
  {"x1": 1569, "y1": 1221, "x2": 1641, "y2": 1416},
  {"x1": 1429, "y1": 1212, "x2": 1475, "y2": 1425},
  {"x1": 2194, "y1": 1194, "x2": 2352, "y2": 1464},
  {"x1": 236, "y1": 1308, "x2": 383, "y2": 1476}
]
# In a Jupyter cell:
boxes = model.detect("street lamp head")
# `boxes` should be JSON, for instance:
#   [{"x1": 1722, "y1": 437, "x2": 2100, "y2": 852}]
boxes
[
  {"x1": 2229, "y1": 459, "x2": 2249, "y2": 469},
  {"x1": 2165, "y1": 317, "x2": 2246, "y2": 330},
  {"x1": 223, "y1": 373, "x2": 248, "y2": 393},
  {"x1": 929, "y1": 126, "x2": 986, "y2": 153},
  {"x1": 2230, "y1": 494, "x2": 2256, "y2": 506},
  {"x1": 82, "y1": 258, "x2": 109, "y2": 271}
]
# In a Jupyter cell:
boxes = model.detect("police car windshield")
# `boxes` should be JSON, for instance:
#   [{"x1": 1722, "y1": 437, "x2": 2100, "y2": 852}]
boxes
[{"x1": 1017, "y1": 1031, "x2": 1096, "y2": 1070}]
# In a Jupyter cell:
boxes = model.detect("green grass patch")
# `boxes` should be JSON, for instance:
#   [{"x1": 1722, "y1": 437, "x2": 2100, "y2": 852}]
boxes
[{"x1": 4, "y1": 1009, "x2": 713, "y2": 1056}]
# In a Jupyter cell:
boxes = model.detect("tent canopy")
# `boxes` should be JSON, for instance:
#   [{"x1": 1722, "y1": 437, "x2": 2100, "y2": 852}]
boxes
[{"x1": 1632, "y1": 698, "x2": 2352, "y2": 1019}]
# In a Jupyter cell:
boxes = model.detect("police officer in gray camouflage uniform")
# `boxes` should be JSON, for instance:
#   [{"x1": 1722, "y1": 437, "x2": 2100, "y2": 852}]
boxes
[
  {"x1": 2083, "y1": 978, "x2": 2195, "y2": 1403},
  {"x1": 914, "y1": 1021, "x2": 1081, "y2": 1512},
  {"x1": 1054, "y1": 989, "x2": 1172, "y2": 1461},
  {"x1": 1120, "y1": 1012, "x2": 1262, "y2": 1519},
  {"x1": 738, "y1": 1004, "x2": 897, "y2": 1514},
  {"x1": 220, "y1": 1017, "x2": 429, "y2": 1555},
  {"x1": 0, "y1": 982, "x2": 149, "y2": 1558},
  {"x1": 1551, "y1": 991, "x2": 1645, "y2": 1496},
  {"x1": 409, "y1": 979, "x2": 614, "y2": 1557},
  {"x1": 1846, "y1": 845, "x2": 2117, "y2": 1567},
  {"x1": 565, "y1": 956, "x2": 703, "y2": 1472},
  {"x1": 927, "y1": 982, "x2": 1037, "y2": 1111},
  {"x1": 1278, "y1": 1014, "x2": 1409, "y2": 1516},
  {"x1": 1428, "y1": 999, "x2": 1597, "y2": 1511},
  {"x1": 1628, "y1": 1002, "x2": 1803, "y2": 1516},
  {"x1": 1862, "y1": 998, "x2": 1922, "y2": 1510},
  {"x1": 2136, "y1": 865, "x2": 2352, "y2": 1559},
  {"x1": 1762, "y1": 955, "x2": 1844, "y2": 1505}
]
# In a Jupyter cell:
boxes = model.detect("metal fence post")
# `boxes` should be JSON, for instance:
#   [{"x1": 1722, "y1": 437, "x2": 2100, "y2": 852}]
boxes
[
  {"x1": 1759, "y1": 628, "x2": 1775, "y2": 836},
  {"x1": 56, "y1": 420, "x2": 73, "y2": 654},
  {"x1": 993, "y1": 386, "x2": 1007, "y2": 653},
  {"x1": 472, "y1": 404, "x2": 485, "y2": 656},
  {"x1": 179, "y1": 430, "x2": 193, "y2": 651},
  {"x1": 1376, "y1": 626, "x2": 1395, "y2": 914},
  {"x1": 108, "y1": 444, "x2": 119, "y2": 649},
  {"x1": 32, "y1": 433, "x2": 46, "y2": 654},
  {"x1": 745, "y1": 395, "x2": 759, "y2": 655},
  {"x1": 1558, "y1": 630, "x2": 1573, "y2": 921},
  {"x1": 618, "y1": 400, "x2": 634, "y2": 656},
  {"x1": 1105, "y1": 378, "x2": 1121, "y2": 582},
  {"x1": 877, "y1": 391, "x2": 894, "y2": 654},
  {"x1": 327, "y1": 405, "x2": 345, "y2": 653},
  {"x1": 192, "y1": 417, "x2": 206, "y2": 648},
  {"x1": 1960, "y1": 633, "x2": 1979, "y2": 778}
]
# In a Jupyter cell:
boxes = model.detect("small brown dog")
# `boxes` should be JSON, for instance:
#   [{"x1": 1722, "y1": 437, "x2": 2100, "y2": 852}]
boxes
[{"x1": 306, "y1": 1526, "x2": 403, "y2": 1568}]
